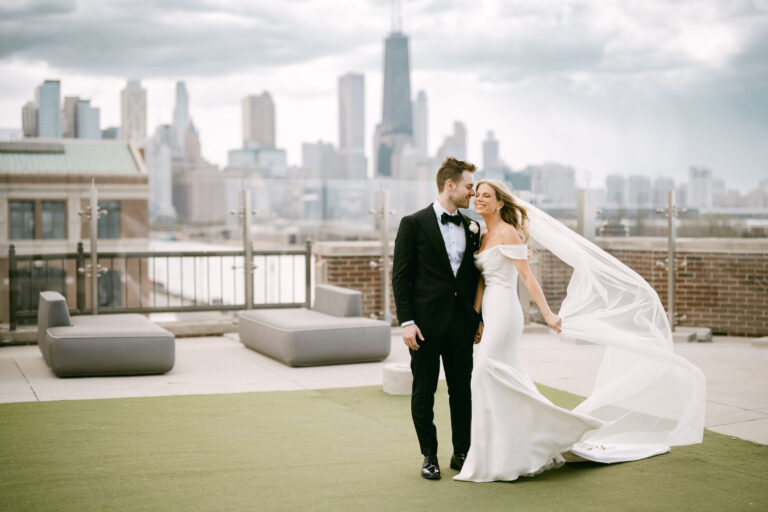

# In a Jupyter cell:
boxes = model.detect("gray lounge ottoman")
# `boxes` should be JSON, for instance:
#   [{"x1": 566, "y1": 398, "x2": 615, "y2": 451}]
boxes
[
  {"x1": 238, "y1": 284, "x2": 391, "y2": 367},
  {"x1": 38, "y1": 291, "x2": 175, "y2": 377}
]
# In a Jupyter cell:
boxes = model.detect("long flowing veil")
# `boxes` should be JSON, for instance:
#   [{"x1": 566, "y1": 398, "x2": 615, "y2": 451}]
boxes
[{"x1": 516, "y1": 195, "x2": 706, "y2": 462}]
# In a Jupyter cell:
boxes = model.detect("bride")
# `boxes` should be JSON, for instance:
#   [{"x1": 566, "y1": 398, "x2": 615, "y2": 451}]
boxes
[{"x1": 455, "y1": 179, "x2": 706, "y2": 483}]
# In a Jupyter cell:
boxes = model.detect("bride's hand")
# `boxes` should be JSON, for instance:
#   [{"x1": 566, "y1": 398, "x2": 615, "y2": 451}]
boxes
[{"x1": 544, "y1": 312, "x2": 562, "y2": 334}]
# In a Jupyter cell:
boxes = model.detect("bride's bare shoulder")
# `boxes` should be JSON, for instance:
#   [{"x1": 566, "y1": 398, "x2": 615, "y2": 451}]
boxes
[{"x1": 499, "y1": 223, "x2": 524, "y2": 245}]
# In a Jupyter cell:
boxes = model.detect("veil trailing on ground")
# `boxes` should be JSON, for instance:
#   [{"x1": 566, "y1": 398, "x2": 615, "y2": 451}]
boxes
[{"x1": 515, "y1": 195, "x2": 706, "y2": 463}]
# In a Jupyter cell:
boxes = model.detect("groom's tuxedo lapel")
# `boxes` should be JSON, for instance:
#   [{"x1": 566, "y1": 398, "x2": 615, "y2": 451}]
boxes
[
  {"x1": 457, "y1": 213, "x2": 479, "y2": 277},
  {"x1": 418, "y1": 205, "x2": 454, "y2": 278}
]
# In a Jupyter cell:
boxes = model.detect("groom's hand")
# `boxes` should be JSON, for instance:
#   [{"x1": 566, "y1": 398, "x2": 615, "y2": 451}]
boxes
[
  {"x1": 403, "y1": 324, "x2": 424, "y2": 350},
  {"x1": 474, "y1": 322, "x2": 484, "y2": 344}
]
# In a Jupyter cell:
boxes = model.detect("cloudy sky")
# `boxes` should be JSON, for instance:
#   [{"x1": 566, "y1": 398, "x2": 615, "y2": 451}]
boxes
[{"x1": 1, "y1": 0, "x2": 766, "y2": 192}]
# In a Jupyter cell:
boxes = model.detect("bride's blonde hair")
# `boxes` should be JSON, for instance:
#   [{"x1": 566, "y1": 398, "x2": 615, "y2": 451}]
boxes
[{"x1": 475, "y1": 179, "x2": 530, "y2": 242}]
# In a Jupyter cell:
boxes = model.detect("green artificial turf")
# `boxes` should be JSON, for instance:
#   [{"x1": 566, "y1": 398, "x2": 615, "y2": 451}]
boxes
[{"x1": 1, "y1": 383, "x2": 766, "y2": 512}]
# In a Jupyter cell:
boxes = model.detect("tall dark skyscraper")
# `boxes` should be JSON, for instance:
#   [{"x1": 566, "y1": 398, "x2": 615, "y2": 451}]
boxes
[
  {"x1": 381, "y1": 32, "x2": 413, "y2": 137},
  {"x1": 375, "y1": 15, "x2": 414, "y2": 179}
]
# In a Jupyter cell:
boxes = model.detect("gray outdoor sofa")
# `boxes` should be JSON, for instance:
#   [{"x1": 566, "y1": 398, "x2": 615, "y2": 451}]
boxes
[
  {"x1": 37, "y1": 291, "x2": 175, "y2": 377},
  {"x1": 238, "y1": 284, "x2": 391, "y2": 367}
]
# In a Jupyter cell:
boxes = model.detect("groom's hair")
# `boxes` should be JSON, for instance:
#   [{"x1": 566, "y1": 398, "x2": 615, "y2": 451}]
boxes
[{"x1": 436, "y1": 157, "x2": 476, "y2": 192}]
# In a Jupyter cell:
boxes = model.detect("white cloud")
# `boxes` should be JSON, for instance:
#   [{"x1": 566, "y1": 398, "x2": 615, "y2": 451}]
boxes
[{"x1": 0, "y1": 0, "x2": 766, "y2": 192}]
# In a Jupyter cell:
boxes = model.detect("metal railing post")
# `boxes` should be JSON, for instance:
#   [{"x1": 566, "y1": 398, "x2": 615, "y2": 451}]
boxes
[
  {"x1": 89, "y1": 181, "x2": 99, "y2": 314},
  {"x1": 242, "y1": 189, "x2": 254, "y2": 310},
  {"x1": 76, "y1": 241, "x2": 85, "y2": 312},
  {"x1": 656, "y1": 189, "x2": 688, "y2": 331},
  {"x1": 667, "y1": 190, "x2": 676, "y2": 331},
  {"x1": 369, "y1": 189, "x2": 395, "y2": 323},
  {"x1": 9, "y1": 244, "x2": 17, "y2": 331},
  {"x1": 304, "y1": 239, "x2": 313, "y2": 309}
]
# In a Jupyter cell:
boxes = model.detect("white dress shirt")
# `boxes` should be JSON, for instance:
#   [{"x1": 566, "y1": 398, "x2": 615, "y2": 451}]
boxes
[{"x1": 432, "y1": 200, "x2": 466, "y2": 277}]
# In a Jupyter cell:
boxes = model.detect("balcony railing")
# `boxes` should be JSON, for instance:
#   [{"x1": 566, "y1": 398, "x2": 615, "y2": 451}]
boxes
[{"x1": 7, "y1": 240, "x2": 312, "y2": 330}]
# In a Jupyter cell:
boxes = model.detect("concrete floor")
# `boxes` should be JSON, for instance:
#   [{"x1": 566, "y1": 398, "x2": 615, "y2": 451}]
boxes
[{"x1": 1, "y1": 326, "x2": 766, "y2": 445}]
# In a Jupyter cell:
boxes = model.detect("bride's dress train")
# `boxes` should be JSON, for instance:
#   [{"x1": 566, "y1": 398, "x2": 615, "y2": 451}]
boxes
[
  {"x1": 456, "y1": 245, "x2": 603, "y2": 482},
  {"x1": 455, "y1": 197, "x2": 706, "y2": 482}
]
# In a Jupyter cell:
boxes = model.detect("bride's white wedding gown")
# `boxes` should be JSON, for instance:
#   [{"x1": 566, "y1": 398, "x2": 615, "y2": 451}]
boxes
[
  {"x1": 456, "y1": 244, "x2": 604, "y2": 482},
  {"x1": 455, "y1": 196, "x2": 705, "y2": 483}
]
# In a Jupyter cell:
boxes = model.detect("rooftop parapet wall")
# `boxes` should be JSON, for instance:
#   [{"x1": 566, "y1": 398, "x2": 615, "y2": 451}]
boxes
[{"x1": 315, "y1": 238, "x2": 767, "y2": 336}]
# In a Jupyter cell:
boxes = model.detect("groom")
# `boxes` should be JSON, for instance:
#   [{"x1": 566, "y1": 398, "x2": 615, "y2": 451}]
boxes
[{"x1": 392, "y1": 157, "x2": 483, "y2": 480}]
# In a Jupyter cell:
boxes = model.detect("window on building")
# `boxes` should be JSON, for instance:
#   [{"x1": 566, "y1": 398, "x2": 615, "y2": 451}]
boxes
[
  {"x1": 9, "y1": 201, "x2": 35, "y2": 239},
  {"x1": 98, "y1": 201, "x2": 121, "y2": 239},
  {"x1": 41, "y1": 201, "x2": 66, "y2": 239}
]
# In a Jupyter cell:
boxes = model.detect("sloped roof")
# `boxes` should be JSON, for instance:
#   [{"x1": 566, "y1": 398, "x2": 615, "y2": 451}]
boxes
[{"x1": 0, "y1": 138, "x2": 145, "y2": 175}]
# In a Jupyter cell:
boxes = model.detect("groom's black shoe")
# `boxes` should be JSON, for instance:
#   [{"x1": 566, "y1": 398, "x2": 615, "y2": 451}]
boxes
[
  {"x1": 421, "y1": 455, "x2": 441, "y2": 480},
  {"x1": 450, "y1": 452, "x2": 467, "y2": 471}
]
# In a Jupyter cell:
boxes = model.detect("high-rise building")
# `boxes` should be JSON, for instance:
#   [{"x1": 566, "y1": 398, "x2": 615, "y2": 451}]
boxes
[
  {"x1": 436, "y1": 121, "x2": 466, "y2": 162},
  {"x1": 183, "y1": 122, "x2": 201, "y2": 164},
  {"x1": 653, "y1": 177, "x2": 675, "y2": 206},
  {"x1": 242, "y1": 92, "x2": 275, "y2": 149},
  {"x1": 62, "y1": 96, "x2": 79, "y2": 138},
  {"x1": 338, "y1": 73, "x2": 365, "y2": 152},
  {"x1": 527, "y1": 163, "x2": 576, "y2": 205},
  {"x1": 338, "y1": 73, "x2": 367, "y2": 179},
  {"x1": 381, "y1": 32, "x2": 413, "y2": 137},
  {"x1": 606, "y1": 174, "x2": 627, "y2": 206},
  {"x1": 302, "y1": 140, "x2": 342, "y2": 180},
  {"x1": 173, "y1": 81, "x2": 190, "y2": 157},
  {"x1": 627, "y1": 174, "x2": 652, "y2": 207},
  {"x1": 412, "y1": 90, "x2": 428, "y2": 157},
  {"x1": 120, "y1": 80, "x2": 147, "y2": 147},
  {"x1": 145, "y1": 124, "x2": 177, "y2": 222},
  {"x1": 374, "y1": 26, "x2": 414, "y2": 178},
  {"x1": 35, "y1": 80, "x2": 61, "y2": 138},
  {"x1": 22, "y1": 101, "x2": 38, "y2": 138},
  {"x1": 688, "y1": 166, "x2": 713, "y2": 208},
  {"x1": 483, "y1": 131, "x2": 499, "y2": 171},
  {"x1": 76, "y1": 100, "x2": 101, "y2": 139}
]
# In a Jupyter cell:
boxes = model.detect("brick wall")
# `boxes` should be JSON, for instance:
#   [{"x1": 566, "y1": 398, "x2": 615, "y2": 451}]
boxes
[
  {"x1": 315, "y1": 238, "x2": 768, "y2": 337},
  {"x1": 315, "y1": 242, "x2": 396, "y2": 322},
  {"x1": 531, "y1": 238, "x2": 768, "y2": 337}
]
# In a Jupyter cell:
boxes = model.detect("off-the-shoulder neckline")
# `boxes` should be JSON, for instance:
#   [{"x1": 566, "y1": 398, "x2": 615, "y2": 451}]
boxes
[{"x1": 474, "y1": 243, "x2": 527, "y2": 257}]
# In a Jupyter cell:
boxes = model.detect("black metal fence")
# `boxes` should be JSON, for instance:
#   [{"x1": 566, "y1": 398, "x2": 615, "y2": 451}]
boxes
[{"x1": 7, "y1": 240, "x2": 312, "y2": 330}]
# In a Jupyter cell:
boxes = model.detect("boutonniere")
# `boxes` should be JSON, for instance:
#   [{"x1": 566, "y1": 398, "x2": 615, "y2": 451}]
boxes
[{"x1": 469, "y1": 221, "x2": 479, "y2": 234}]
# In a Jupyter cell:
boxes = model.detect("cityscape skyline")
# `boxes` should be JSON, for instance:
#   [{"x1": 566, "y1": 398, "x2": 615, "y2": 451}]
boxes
[{"x1": 1, "y1": 1, "x2": 766, "y2": 192}]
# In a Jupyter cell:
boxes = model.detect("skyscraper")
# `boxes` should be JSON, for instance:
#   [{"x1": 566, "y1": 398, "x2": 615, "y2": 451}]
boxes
[
  {"x1": 338, "y1": 73, "x2": 367, "y2": 179},
  {"x1": 375, "y1": 24, "x2": 414, "y2": 178},
  {"x1": 22, "y1": 101, "x2": 38, "y2": 138},
  {"x1": 173, "y1": 81, "x2": 190, "y2": 157},
  {"x1": 653, "y1": 177, "x2": 675, "y2": 207},
  {"x1": 436, "y1": 121, "x2": 466, "y2": 162},
  {"x1": 145, "y1": 124, "x2": 177, "y2": 222},
  {"x1": 483, "y1": 131, "x2": 499, "y2": 171},
  {"x1": 62, "y1": 96, "x2": 79, "y2": 138},
  {"x1": 627, "y1": 174, "x2": 652, "y2": 207},
  {"x1": 76, "y1": 100, "x2": 101, "y2": 139},
  {"x1": 606, "y1": 174, "x2": 627, "y2": 206},
  {"x1": 688, "y1": 166, "x2": 713, "y2": 208},
  {"x1": 242, "y1": 92, "x2": 275, "y2": 148},
  {"x1": 412, "y1": 90, "x2": 427, "y2": 157},
  {"x1": 121, "y1": 80, "x2": 147, "y2": 147},
  {"x1": 338, "y1": 73, "x2": 365, "y2": 152},
  {"x1": 35, "y1": 80, "x2": 61, "y2": 138}
]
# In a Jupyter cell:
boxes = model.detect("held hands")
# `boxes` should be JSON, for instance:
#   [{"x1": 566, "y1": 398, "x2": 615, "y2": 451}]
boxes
[
  {"x1": 544, "y1": 311, "x2": 562, "y2": 334},
  {"x1": 474, "y1": 321, "x2": 483, "y2": 344},
  {"x1": 402, "y1": 323, "x2": 424, "y2": 350}
]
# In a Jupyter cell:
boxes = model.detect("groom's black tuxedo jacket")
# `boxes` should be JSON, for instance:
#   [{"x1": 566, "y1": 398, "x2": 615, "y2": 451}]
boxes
[{"x1": 392, "y1": 204, "x2": 482, "y2": 337}]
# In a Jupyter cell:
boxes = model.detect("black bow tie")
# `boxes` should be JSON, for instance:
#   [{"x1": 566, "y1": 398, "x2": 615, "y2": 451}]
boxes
[{"x1": 441, "y1": 212, "x2": 462, "y2": 226}]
